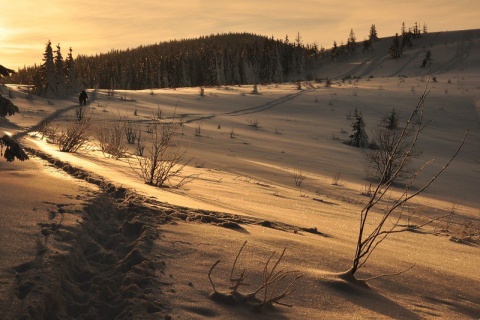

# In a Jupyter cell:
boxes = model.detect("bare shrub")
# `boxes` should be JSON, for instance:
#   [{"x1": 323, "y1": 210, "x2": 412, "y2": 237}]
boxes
[
  {"x1": 57, "y1": 116, "x2": 91, "y2": 152},
  {"x1": 364, "y1": 124, "x2": 421, "y2": 183},
  {"x1": 136, "y1": 132, "x2": 145, "y2": 156},
  {"x1": 195, "y1": 123, "x2": 202, "y2": 136},
  {"x1": 346, "y1": 84, "x2": 468, "y2": 280},
  {"x1": 360, "y1": 179, "x2": 374, "y2": 197},
  {"x1": 208, "y1": 241, "x2": 302, "y2": 309},
  {"x1": 125, "y1": 120, "x2": 139, "y2": 144},
  {"x1": 331, "y1": 171, "x2": 342, "y2": 186},
  {"x1": 156, "y1": 106, "x2": 163, "y2": 120},
  {"x1": 293, "y1": 166, "x2": 306, "y2": 187},
  {"x1": 132, "y1": 119, "x2": 191, "y2": 187},
  {"x1": 247, "y1": 119, "x2": 260, "y2": 128},
  {"x1": 38, "y1": 118, "x2": 58, "y2": 143},
  {"x1": 95, "y1": 117, "x2": 127, "y2": 159}
]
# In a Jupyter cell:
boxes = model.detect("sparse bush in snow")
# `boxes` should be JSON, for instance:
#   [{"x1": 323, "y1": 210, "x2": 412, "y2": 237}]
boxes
[
  {"x1": 57, "y1": 116, "x2": 91, "y2": 152},
  {"x1": 95, "y1": 117, "x2": 127, "y2": 159},
  {"x1": 133, "y1": 119, "x2": 191, "y2": 187},
  {"x1": 208, "y1": 241, "x2": 301, "y2": 309},
  {"x1": 293, "y1": 166, "x2": 306, "y2": 187},
  {"x1": 195, "y1": 123, "x2": 202, "y2": 136},
  {"x1": 247, "y1": 119, "x2": 260, "y2": 128},
  {"x1": 125, "y1": 120, "x2": 139, "y2": 144},
  {"x1": 38, "y1": 118, "x2": 58, "y2": 143},
  {"x1": 136, "y1": 132, "x2": 145, "y2": 156},
  {"x1": 346, "y1": 84, "x2": 468, "y2": 280}
]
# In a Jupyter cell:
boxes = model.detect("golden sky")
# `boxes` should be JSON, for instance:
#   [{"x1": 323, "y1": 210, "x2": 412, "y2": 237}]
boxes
[{"x1": 1, "y1": 0, "x2": 479, "y2": 69}]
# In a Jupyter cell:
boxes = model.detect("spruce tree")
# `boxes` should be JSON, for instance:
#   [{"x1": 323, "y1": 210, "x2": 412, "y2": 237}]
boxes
[
  {"x1": 64, "y1": 47, "x2": 78, "y2": 94},
  {"x1": 0, "y1": 66, "x2": 29, "y2": 161},
  {"x1": 421, "y1": 50, "x2": 431, "y2": 68},
  {"x1": 39, "y1": 40, "x2": 57, "y2": 97},
  {"x1": 54, "y1": 43, "x2": 66, "y2": 96},
  {"x1": 389, "y1": 33, "x2": 402, "y2": 58},
  {"x1": 423, "y1": 23, "x2": 428, "y2": 34},
  {"x1": 369, "y1": 24, "x2": 379, "y2": 42},
  {"x1": 349, "y1": 108, "x2": 369, "y2": 148},
  {"x1": 383, "y1": 109, "x2": 399, "y2": 130},
  {"x1": 347, "y1": 29, "x2": 356, "y2": 54},
  {"x1": 331, "y1": 41, "x2": 338, "y2": 60}
]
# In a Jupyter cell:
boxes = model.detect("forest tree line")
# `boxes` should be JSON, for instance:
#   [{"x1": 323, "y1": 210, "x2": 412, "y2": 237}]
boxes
[
  {"x1": 6, "y1": 23, "x2": 426, "y2": 95},
  {"x1": 8, "y1": 33, "x2": 321, "y2": 92}
]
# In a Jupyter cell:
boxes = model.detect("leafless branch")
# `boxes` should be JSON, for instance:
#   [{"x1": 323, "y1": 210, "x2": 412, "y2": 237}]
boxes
[
  {"x1": 208, "y1": 241, "x2": 301, "y2": 309},
  {"x1": 208, "y1": 260, "x2": 221, "y2": 293},
  {"x1": 350, "y1": 79, "x2": 469, "y2": 278},
  {"x1": 362, "y1": 264, "x2": 416, "y2": 281}
]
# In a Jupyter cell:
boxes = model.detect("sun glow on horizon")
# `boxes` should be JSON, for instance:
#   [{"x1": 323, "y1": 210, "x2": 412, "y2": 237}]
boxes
[{"x1": 1, "y1": 0, "x2": 479, "y2": 69}]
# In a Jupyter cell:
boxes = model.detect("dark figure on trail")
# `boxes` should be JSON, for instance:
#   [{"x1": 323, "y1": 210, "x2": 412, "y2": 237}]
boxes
[{"x1": 79, "y1": 90, "x2": 88, "y2": 106}]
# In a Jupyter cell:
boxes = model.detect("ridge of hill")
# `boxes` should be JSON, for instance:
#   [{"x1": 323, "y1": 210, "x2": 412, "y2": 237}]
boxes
[{"x1": 318, "y1": 29, "x2": 480, "y2": 79}]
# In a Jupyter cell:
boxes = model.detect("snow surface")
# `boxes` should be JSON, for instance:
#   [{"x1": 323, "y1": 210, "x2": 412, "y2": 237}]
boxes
[{"x1": 1, "y1": 29, "x2": 479, "y2": 319}]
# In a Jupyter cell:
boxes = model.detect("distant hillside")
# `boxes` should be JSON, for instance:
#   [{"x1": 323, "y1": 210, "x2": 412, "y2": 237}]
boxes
[
  {"x1": 7, "y1": 29, "x2": 480, "y2": 92},
  {"x1": 316, "y1": 29, "x2": 480, "y2": 80}
]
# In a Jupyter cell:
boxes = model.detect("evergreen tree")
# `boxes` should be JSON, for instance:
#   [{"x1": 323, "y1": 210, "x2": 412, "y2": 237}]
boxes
[
  {"x1": 347, "y1": 29, "x2": 356, "y2": 54},
  {"x1": 421, "y1": 50, "x2": 432, "y2": 68},
  {"x1": 349, "y1": 108, "x2": 369, "y2": 148},
  {"x1": 413, "y1": 22, "x2": 421, "y2": 38},
  {"x1": 423, "y1": 23, "x2": 428, "y2": 34},
  {"x1": 0, "y1": 66, "x2": 18, "y2": 117},
  {"x1": 295, "y1": 32, "x2": 302, "y2": 47},
  {"x1": 363, "y1": 38, "x2": 372, "y2": 52},
  {"x1": 64, "y1": 47, "x2": 79, "y2": 93},
  {"x1": 389, "y1": 33, "x2": 403, "y2": 58},
  {"x1": 331, "y1": 41, "x2": 338, "y2": 60},
  {"x1": 0, "y1": 65, "x2": 29, "y2": 161},
  {"x1": 38, "y1": 40, "x2": 56, "y2": 97},
  {"x1": 369, "y1": 24, "x2": 379, "y2": 42},
  {"x1": 13, "y1": 33, "x2": 318, "y2": 90},
  {"x1": 383, "y1": 109, "x2": 399, "y2": 130},
  {"x1": 401, "y1": 29, "x2": 413, "y2": 48},
  {"x1": 32, "y1": 68, "x2": 43, "y2": 95},
  {"x1": 54, "y1": 43, "x2": 66, "y2": 96}
]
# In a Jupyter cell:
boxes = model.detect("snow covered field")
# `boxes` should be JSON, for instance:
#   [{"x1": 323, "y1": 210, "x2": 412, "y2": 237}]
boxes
[{"x1": 1, "y1": 29, "x2": 479, "y2": 319}]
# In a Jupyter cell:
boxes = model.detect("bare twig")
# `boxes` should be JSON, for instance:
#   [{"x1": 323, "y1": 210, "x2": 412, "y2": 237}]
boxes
[
  {"x1": 350, "y1": 79, "x2": 469, "y2": 277},
  {"x1": 208, "y1": 260, "x2": 221, "y2": 293},
  {"x1": 208, "y1": 241, "x2": 301, "y2": 309},
  {"x1": 362, "y1": 264, "x2": 415, "y2": 281}
]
